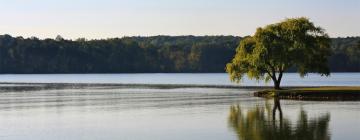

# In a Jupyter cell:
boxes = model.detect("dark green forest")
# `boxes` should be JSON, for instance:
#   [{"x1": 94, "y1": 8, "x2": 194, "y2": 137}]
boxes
[{"x1": 0, "y1": 34, "x2": 359, "y2": 73}]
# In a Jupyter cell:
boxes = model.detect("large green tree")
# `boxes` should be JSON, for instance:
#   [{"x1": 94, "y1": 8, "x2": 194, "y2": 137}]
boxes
[{"x1": 226, "y1": 17, "x2": 332, "y2": 89}]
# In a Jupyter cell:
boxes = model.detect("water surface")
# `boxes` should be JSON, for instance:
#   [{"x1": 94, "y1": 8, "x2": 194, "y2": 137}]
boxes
[
  {"x1": 0, "y1": 73, "x2": 359, "y2": 86},
  {"x1": 0, "y1": 73, "x2": 359, "y2": 139},
  {"x1": 0, "y1": 85, "x2": 359, "y2": 140}
]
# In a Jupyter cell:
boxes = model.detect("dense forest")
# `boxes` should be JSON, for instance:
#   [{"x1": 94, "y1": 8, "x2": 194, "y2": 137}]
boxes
[{"x1": 0, "y1": 34, "x2": 359, "y2": 73}]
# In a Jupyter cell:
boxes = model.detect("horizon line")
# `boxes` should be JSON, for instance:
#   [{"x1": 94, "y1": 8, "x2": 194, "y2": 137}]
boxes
[{"x1": 1, "y1": 34, "x2": 359, "y2": 41}]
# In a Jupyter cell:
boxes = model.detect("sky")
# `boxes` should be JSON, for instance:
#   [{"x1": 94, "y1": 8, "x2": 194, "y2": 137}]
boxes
[{"x1": 0, "y1": 0, "x2": 359, "y2": 39}]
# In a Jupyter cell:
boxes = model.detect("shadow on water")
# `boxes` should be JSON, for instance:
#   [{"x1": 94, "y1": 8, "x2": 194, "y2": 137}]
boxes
[{"x1": 228, "y1": 97, "x2": 331, "y2": 140}]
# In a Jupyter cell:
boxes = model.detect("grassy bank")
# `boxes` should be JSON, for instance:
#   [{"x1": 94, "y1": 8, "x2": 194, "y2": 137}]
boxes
[{"x1": 254, "y1": 87, "x2": 360, "y2": 101}]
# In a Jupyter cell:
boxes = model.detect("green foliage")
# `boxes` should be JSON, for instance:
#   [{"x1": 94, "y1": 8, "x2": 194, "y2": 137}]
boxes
[
  {"x1": 0, "y1": 35, "x2": 239, "y2": 73},
  {"x1": 0, "y1": 33, "x2": 358, "y2": 74},
  {"x1": 329, "y1": 37, "x2": 360, "y2": 71},
  {"x1": 226, "y1": 17, "x2": 332, "y2": 89}
]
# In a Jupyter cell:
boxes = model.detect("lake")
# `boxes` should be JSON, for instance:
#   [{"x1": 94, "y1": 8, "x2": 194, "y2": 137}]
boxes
[
  {"x1": 0, "y1": 73, "x2": 359, "y2": 86},
  {"x1": 0, "y1": 73, "x2": 359, "y2": 140}
]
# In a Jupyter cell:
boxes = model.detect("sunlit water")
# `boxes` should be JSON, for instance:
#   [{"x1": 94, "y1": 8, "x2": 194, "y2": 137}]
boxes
[
  {"x1": 0, "y1": 73, "x2": 359, "y2": 140},
  {"x1": 0, "y1": 73, "x2": 359, "y2": 86}
]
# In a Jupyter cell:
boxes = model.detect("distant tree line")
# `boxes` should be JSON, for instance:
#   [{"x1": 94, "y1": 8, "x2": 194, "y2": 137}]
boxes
[
  {"x1": 329, "y1": 37, "x2": 360, "y2": 72},
  {"x1": 0, "y1": 34, "x2": 358, "y2": 73}
]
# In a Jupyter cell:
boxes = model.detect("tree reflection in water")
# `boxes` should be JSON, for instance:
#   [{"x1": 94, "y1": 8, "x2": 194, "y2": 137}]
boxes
[{"x1": 228, "y1": 98, "x2": 330, "y2": 140}]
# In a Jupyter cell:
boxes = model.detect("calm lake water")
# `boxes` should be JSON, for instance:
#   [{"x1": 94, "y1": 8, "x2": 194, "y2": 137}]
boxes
[
  {"x1": 0, "y1": 73, "x2": 359, "y2": 86},
  {"x1": 0, "y1": 73, "x2": 359, "y2": 140}
]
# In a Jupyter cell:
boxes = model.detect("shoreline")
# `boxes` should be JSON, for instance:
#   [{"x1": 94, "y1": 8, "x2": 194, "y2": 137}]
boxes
[
  {"x1": 254, "y1": 87, "x2": 360, "y2": 101},
  {"x1": 1, "y1": 83, "x2": 359, "y2": 101}
]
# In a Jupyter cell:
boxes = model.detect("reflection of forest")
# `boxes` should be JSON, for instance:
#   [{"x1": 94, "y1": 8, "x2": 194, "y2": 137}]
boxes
[{"x1": 228, "y1": 98, "x2": 330, "y2": 140}]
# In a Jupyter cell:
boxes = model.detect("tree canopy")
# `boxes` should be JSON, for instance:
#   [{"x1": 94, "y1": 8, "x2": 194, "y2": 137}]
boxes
[{"x1": 226, "y1": 17, "x2": 332, "y2": 89}]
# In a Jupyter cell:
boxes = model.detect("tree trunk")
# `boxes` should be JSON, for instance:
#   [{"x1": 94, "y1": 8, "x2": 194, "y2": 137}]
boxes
[
  {"x1": 274, "y1": 80, "x2": 281, "y2": 90},
  {"x1": 273, "y1": 71, "x2": 283, "y2": 90}
]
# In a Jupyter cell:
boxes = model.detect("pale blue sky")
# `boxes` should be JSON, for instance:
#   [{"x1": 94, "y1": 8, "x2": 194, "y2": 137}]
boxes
[{"x1": 0, "y1": 0, "x2": 359, "y2": 39}]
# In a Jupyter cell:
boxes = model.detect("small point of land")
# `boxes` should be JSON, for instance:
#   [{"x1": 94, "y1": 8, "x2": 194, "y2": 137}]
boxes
[{"x1": 254, "y1": 87, "x2": 360, "y2": 101}]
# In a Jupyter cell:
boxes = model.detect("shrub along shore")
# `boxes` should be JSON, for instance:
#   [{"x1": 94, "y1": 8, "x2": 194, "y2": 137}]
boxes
[{"x1": 254, "y1": 87, "x2": 360, "y2": 101}]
